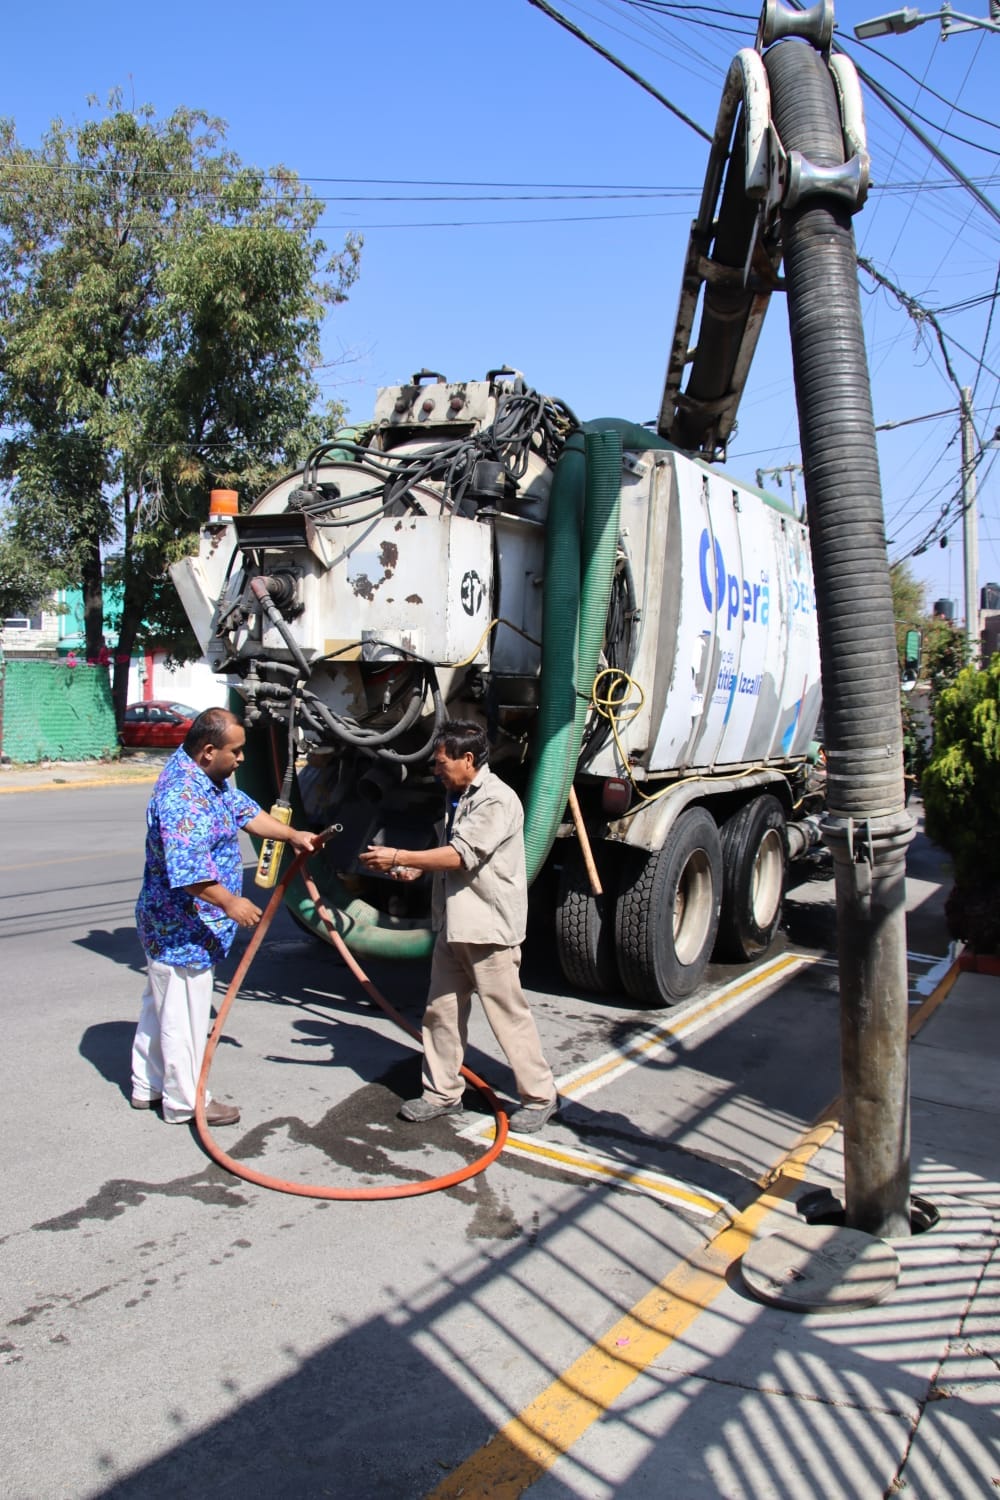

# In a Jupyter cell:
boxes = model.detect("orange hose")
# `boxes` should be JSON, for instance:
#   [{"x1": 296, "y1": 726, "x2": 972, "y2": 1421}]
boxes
[{"x1": 194, "y1": 843, "x2": 509, "y2": 1198}]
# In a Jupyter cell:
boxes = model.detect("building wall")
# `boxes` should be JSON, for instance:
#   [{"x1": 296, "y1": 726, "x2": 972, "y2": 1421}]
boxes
[
  {"x1": 129, "y1": 653, "x2": 230, "y2": 711},
  {"x1": 0, "y1": 610, "x2": 61, "y2": 653},
  {"x1": 0, "y1": 658, "x2": 119, "y2": 763}
]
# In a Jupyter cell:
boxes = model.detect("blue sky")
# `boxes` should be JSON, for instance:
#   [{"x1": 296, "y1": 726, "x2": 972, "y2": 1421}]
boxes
[{"x1": 3, "y1": 0, "x2": 999, "y2": 619}]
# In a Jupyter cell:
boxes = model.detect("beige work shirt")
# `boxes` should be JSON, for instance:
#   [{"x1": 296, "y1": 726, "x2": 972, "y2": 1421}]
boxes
[{"x1": 432, "y1": 767, "x2": 528, "y2": 946}]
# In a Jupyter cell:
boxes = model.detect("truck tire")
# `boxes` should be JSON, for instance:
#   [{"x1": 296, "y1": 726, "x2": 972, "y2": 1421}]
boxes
[
  {"x1": 615, "y1": 806, "x2": 722, "y2": 1007},
  {"x1": 555, "y1": 845, "x2": 621, "y2": 995},
  {"x1": 715, "y1": 795, "x2": 788, "y2": 961}
]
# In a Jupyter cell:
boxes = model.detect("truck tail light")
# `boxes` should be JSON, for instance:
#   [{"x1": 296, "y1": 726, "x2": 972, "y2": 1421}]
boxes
[{"x1": 602, "y1": 777, "x2": 631, "y2": 816}]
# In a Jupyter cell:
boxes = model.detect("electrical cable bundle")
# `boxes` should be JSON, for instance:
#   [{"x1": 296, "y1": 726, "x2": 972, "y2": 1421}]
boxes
[{"x1": 294, "y1": 380, "x2": 579, "y2": 522}]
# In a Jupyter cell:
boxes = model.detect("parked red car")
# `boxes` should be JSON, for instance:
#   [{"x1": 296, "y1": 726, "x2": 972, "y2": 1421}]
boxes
[{"x1": 120, "y1": 701, "x2": 198, "y2": 749}]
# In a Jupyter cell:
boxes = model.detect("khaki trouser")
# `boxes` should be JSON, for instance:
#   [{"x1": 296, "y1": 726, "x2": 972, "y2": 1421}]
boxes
[{"x1": 421, "y1": 937, "x2": 555, "y2": 1107}]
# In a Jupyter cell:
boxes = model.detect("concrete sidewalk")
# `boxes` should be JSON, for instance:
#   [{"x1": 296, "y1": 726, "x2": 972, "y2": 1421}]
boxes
[
  {"x1": 493, "y1": 960, "x2": 1000, "y2": 1500},
  {"x1": 0, "y1": 753, "x2": 162, "y2": 792}
]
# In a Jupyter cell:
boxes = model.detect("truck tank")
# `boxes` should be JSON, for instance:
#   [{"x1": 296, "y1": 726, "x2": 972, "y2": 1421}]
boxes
[{"x1": 172, "y1": 370, "x2": 824, "y2": 1007}]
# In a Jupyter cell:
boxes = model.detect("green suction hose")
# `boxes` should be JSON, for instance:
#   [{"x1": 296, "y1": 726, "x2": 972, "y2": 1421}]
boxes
[
  {"x1": 523, "y1": 428, "x2": 622, "y2": 883},
  {"x1": 522, "y1": 431, "x2": 584, "y2": 883}
]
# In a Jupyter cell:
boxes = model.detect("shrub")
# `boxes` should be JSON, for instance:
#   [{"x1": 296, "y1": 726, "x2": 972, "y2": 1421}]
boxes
[{"x1": 923, "y1": 657, "x2": 1000, "y2": 948}]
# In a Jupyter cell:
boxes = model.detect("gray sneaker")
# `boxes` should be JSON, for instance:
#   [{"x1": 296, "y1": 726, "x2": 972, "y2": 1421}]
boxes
[
  {"x1": 508, "y1": 1097, "x2": 560, "y2": 1134},
  {"x1": 399, "y1": 1096, "x2": 464, "y2": 1122}
]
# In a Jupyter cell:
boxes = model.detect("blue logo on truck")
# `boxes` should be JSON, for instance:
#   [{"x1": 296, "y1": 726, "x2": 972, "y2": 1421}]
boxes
[
  {"x1": 699, "y1": 530, "x2": 769, "y2": 629},
  {"x1": 699, "y1": 528, "x2": 814, "y2": 629}
]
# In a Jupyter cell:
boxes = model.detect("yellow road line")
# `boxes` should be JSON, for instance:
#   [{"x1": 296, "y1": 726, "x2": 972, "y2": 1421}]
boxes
[
  {"x1": 461, "y1": 953, "x2": 816, "y2": 1209},
  {"x1": 428, "y1": 952, "x2": 971, "y2": 1498},
  {"x1": 909, "y1": 953, "x2": 963, "y2": 1036},
  {"x1": 491, "y1": 1135, "x2": 728, "y2": 1217},
  {"x1": 558, "y1": 952, "x2": 811, "y2": 1101},
  {"x1": 426, "y1": 1114, "x2": 840, "y2": 1500}
]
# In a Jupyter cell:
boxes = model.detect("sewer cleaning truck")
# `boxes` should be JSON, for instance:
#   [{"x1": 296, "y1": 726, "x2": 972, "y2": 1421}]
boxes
[{"x1": 172, "y1": 0, "x2": 879, "y2": 1009}]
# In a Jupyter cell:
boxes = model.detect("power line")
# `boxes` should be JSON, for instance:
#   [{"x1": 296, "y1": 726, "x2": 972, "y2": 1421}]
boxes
[
  {"x1": 972, "y1": 261, "x2": 1000, "y2": 406},
  {"x1": 876, "y1": 406, "x2": 961, "y2": 429},
  {"x1": 848, "y1": 31, "x2": 1000, "y2": 137},
  {"x1": 311, "y1": 209, "x2": 695, "y2": 230},
  {"x1": 526, "y1": 0, "x2": 712, "y2": 141},
  {"x1": 0, "y1": 163, "x2": 702, "y2": 197}
]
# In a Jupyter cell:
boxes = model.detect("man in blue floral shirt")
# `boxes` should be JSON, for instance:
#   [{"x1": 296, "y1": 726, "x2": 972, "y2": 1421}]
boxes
[{"x1": 131, "y1": 707, "x2": 318, "y2": 1126}]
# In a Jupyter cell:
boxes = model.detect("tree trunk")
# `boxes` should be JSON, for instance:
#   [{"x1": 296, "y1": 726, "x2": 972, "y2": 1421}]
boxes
[
  {"x1": 113, "y1": 599, "x2": 144, "y2": 727},
  {"x1": 81, "y1": 543, "x2": 104, "y2": 664}
]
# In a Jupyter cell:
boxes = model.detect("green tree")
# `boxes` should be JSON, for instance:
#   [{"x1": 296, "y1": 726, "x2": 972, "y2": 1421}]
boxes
[
  {"x1": 890, "y1": 559, "x2": 925, "y2": 669},
  {"x1": 0, "y1": 95, "x2": 360, "y2": 716},
  {"x1": 923, "y1": 613, "x2": 968, "y2": 702},
  {"x1": 889, "y1": 562, "x2": 967, "y2": 781},
  {"x1": 0, "y1": 526, "x2": 53, "y2": 620},
  {"x1": 923, "y1": 657, "x2": 1000, "y2": 949}
]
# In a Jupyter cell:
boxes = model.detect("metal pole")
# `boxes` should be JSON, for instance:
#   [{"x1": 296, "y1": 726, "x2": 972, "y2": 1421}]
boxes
[
  {"x1": 765, "y1": 37, "x2": 914, "y2": 1241},
  {"x1": 961, "y1": 387, "x2": 979, "y2": 664}
]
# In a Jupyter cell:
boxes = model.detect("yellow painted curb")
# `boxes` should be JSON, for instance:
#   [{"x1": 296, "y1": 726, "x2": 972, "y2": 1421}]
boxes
[
  {"x1": 0, "y1": 772, "x2": 158, "y2": 794},
  {"x1": 426, "y1": 947, "x2": 968, "y2": 1499},
  {"x1": 425, "y1": 1115, "x2": 840, "y2": 1500},
  {"x1": 908, "y1": 952, "x2": 964, "y2": 1037}
]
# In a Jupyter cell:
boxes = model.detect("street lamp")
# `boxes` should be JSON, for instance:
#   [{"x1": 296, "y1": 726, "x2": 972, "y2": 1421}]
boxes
[{"x1": 854, "y1": 2, "x2": 1000, "y2": 37}]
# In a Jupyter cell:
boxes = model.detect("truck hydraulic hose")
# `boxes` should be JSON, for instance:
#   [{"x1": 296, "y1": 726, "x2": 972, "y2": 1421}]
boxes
[
  {"x1": 249, "y1": 576, "x2": 312, "y2": 681},
  {"x1": 194, "y1": 840, "x2": 509, "y2": 1200},
  {"x1": 299, "y1": 674, "x2": 428, "y2": 749}
]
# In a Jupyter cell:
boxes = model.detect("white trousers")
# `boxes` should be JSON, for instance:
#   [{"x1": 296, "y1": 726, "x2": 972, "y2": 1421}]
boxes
[{"x1": 131, "y1": 960, "x2": 216, "y2": 1122}]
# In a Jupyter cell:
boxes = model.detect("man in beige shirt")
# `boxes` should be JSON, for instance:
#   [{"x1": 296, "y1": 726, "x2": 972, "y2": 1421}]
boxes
[{"x1": 360, "y1": 720, "x2": 558, "y2": 1134}]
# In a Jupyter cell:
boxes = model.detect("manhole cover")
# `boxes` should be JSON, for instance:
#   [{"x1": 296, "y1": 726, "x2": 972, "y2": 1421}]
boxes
[{"x1": 740, "y1": 1220, "x2": 900, "y2": 1312}]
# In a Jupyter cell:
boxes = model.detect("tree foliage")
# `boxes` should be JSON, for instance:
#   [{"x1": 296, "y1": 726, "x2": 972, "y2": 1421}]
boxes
[
  {"x1": 890, "y1": 559, "x2": 924, "y2": 667},
  {"x1": 922, "y1": 614, "x2": 968, "y2": 701},
  {"x1": 0, "y1": 95, "x2": 360, "y2": 712},
  {"x1": 890, "y1": 561, "x2": 967, "y2": 781},
  {"x1": 0, "y1": 526, "x2": 54, "y2": 620},
  {"x1": 923, "y1": 657, "x2": 1000, "y2": 887}
]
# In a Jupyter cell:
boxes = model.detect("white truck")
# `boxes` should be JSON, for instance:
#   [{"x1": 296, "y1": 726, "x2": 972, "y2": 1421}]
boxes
[{"x1": 172, "y1": 369, "x2": 824, "y2": 1008}]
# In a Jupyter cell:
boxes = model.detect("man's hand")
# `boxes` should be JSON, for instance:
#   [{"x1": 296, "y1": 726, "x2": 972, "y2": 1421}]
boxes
[
  {"x1": 359, "y1": 844, "x2": 396, "y2": 873},
  {"x1": 359, "y1": 845, "x2": 421, "y2": 881},
  {"x1": 226, "y1": 895, "x2": 262, "y2": 928},
  {"x1": 288, "y1": 827, "x2": 321, "y2": 855},
  {"x1": 246, "y1": 811, "x2": 322, "y2": 851}
]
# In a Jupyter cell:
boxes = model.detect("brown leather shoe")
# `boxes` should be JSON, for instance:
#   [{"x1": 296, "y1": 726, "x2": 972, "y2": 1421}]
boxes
[
  {"x1": 204, "y1": 1100, "x2": 241, "y2": 1126},
  {"x1": 130, "y1": 1095, "x2": 162, "y2": 1110}
]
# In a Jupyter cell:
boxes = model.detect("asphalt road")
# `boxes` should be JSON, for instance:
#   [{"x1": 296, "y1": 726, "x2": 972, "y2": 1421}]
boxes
[{"x1": 0, "y1": 783, "x2": 952, "y2": 1499}]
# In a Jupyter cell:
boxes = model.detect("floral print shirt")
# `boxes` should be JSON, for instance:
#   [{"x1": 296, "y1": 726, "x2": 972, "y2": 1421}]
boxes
[{"x1": 135, "y1": 747, "x2": 260, "y2": 968}]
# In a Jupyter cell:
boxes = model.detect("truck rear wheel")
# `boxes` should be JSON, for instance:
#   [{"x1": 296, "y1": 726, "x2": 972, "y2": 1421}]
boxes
[
  {"x1": 715, "y1": 795, "x2": 788, "y2": 961},
  {"x1": 615, "y1": 806, "x2": 722, "y2": 1007},
  {"x1": 555, "y1": 844, "x2": 621, "y2": 994}
]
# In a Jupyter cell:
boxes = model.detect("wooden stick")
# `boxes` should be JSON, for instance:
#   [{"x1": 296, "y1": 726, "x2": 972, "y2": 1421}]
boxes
[{"x1": 568, "y1": 785, "x2": 603, "y2": 896}]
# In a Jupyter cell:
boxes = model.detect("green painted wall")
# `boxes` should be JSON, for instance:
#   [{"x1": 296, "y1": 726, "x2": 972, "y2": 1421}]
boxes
[{"x1": 0, "y1": 658, "x2": 119, "y2": 763}]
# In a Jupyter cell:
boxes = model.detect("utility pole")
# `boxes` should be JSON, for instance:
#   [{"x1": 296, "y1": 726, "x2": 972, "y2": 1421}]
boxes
[
  {"x1": 756, "y1": 462, "x2": 805, "y2": 516},
  {"x1": 961, "y1": 386, "x2": 979, "y2": 664}
]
